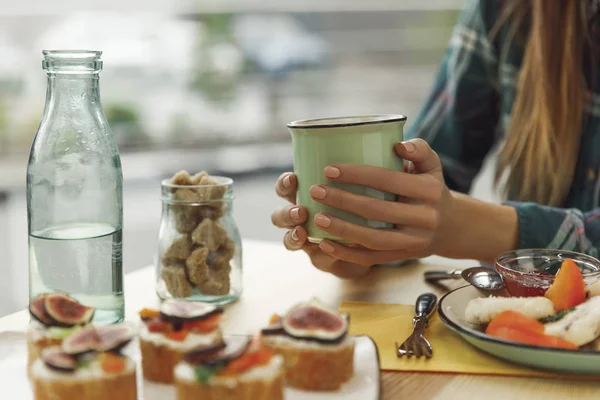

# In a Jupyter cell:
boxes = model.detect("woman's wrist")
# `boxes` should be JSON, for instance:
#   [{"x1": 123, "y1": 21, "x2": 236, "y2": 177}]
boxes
[{"x1": 436, "y1": 191, "x2": 519, "y2": 263}]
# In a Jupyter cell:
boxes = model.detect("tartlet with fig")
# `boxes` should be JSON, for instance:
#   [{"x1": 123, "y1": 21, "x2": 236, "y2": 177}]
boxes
[
  {"x1": 27, "y1": 293, "x2": 95, "y2": 368},
  {"x1": 260, "y1": 298, "x2": 355, "y2": 391},
  {"x1": 30, "y1": 323, "x2": 137, "y2": 400},
  {"x1": 138, "y1": 299, "x2": 225, "y2": 383},
  {"x1": 174, "y1": 335, "x2": 284, "y2": 400}
]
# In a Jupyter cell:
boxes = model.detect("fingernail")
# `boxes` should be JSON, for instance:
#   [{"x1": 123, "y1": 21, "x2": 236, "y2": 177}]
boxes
[
  {"x1": 291, "y1": 228, "x2": 299, "y2": 241},
  {"x1": 310, "y1": 185, "x2": 327, "y2": 200},
  {"x1": 314, "y1": 214, "x2": 331, "y2": 228},
  {"x1": 402, "y1": 141, "x2": 416, "y2": 152},
  {"x1": 319, "y1": 241, "x2": 335, "y2": 253},
  {"x1": 283, "y1": 175, "x2": 292, "y2": 188},
  {"x1": 290, "y1": 207, "x2": 300, "y2": 220},
  {"x1": 324, "y1": 166, "x2": 340, "y2": 179}
]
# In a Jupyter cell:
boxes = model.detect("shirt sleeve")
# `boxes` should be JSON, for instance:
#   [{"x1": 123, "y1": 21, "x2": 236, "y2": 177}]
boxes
[
  {"x1": 506, "y1": 202, "x2": 600, "y2": 258},
  {"x1": 405, "y1": 0, "x2": 502, "y2": 194}
]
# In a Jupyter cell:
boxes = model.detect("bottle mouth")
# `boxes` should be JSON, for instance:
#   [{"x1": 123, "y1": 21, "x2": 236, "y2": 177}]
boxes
[{"x1": 42, "y1": 50, "x2": 103, "y2": 75}]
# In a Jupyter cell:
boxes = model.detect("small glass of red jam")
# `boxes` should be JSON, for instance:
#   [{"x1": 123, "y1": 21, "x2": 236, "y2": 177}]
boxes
[{"x1": 495, "y1": 249, "x2": 600, "y2": 297}]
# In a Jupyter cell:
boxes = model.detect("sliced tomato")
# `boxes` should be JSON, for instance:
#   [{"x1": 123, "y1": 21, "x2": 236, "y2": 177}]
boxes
[
  {"x1": 182, "y1": 314, "x2": 221, "y2": 333},
  {"x1": 100, "y1": 353, "x2": 126, "y2": 373},
  {"x1": 165, "y1": 329, "x2": 189, "y2": 342},
  {"x1": 220, "y1": 347, "x2": 274, "y2": 376},
  {"x1": 139, "y1": 308, "x2": 161, "y2": 321},
  {"x1": 485, "y1": 311, "x2": 544, "y2": 335},
  {"x1": 545, "y1": 258, "x2": 586, "y2": 311},
  {"x1": 147, "y1": 317, "x2": 170, "y2": 333},
  {"x1": 487, "y1": 326, "x2": 578, "y2": 350}
]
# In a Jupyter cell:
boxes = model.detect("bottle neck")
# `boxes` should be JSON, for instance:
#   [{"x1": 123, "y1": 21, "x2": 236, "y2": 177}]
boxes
[{"x1": 44, "y1": 74, "x2": 102, "y2": 118}]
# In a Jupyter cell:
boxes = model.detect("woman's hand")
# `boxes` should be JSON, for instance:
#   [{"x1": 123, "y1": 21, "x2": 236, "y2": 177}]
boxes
[
  {"x1": 270, "y1": 173, "x2": 372, "y2": 279},
  {"x1": 309, "y1": 139, "x2": 454, "y2": 265}
]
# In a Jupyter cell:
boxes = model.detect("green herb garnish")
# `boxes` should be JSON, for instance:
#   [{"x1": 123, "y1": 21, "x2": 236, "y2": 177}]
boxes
[
  {"x1": 194, "y1": 362, "x2": 226, "y2": 384},
  {"x1": 76, "y1": 358, "x2": 90, "y2": 369},
  {"x1": 47, "y1": 325, "x2": 82, "y2": 339},
  {"x1": 539, "y1": 307, "x2": 576, "y2": 323}
]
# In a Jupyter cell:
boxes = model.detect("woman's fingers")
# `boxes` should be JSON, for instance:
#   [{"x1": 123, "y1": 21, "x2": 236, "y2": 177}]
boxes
[
  {"x1": 275, "y1": 173, "x2": 298, "y2": 204},
  {"x1": 324, "y1": 164, "x2": 441, "y2": 204},
  {"x1": 313, "y1": 213, "x2": 431, "y2": 252},
  {"x1": 309, "y1": 185, "x2": 439, "y2": 229},
  {"x1": 394, "y1": 139, "x2": 442, "y2": 174},
  {"x1": 318, "y1": 240, "x2": 410, "y2": 267},
  {"x1": 271, "y1": 205, "x2": 308, "y2": 228},
  {"x1": 283, "y1": 226, "x2": 308, "y2": 251}
]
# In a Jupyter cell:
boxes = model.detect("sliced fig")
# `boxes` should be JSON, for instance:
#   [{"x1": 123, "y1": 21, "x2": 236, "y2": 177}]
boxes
[
  {"x1": 41, "y1": 346, "x2": 77, "y2": 372},
  {"x1": 62, "y1": 325, "x2": 101, "y2": 355},
  {"x1": 30, "y1": 294, "x2": 55, "y2": 326},
  {"x1": 282, "y1": 299, "x2": 348, "y2": 343},
  {"x1": 187, "y1": 336, "x2": 250, "y2": 367},
  {"x1": 261, "y1": 320, "x2": 285, "y2": 336},
  {"x1": 159, "y1": 299, "x2": 224, "y2": 324},
  {"x1": 96, "y1": 324, "x2": 135, "y2": 353},
  {"x1": 44, "y1": 293, "x2": 95, "y2": 327},
  {"x1": 183, "y1": 341, "x2": 227, "y2": 364}
]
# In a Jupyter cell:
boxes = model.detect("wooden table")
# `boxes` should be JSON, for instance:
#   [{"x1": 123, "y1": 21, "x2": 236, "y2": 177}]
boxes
[{"x1": 2, "y1": 239, "x2": 600, "y2": 399}]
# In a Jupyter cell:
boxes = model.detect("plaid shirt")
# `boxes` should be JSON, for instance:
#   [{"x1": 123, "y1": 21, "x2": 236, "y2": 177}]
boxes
[{"x1": 406, "y1": 0, "x2": 600, "y2": 257}]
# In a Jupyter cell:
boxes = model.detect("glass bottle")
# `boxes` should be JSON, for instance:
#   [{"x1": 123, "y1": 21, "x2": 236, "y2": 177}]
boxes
[
  {"x1": 156, "y1": 176, "x2": 242, "y2": 305},
  {"x1": 27, "y1": 50, "x2": 124, "y2": 324}
]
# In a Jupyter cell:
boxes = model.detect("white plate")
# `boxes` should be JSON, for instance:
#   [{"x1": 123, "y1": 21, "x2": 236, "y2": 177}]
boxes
[
  {"x1": 0, "y1": 332, "x2": 381, "y2": 400},
  {"x1": 438, "y1": 285, "x2": 600, "y2": 375}
]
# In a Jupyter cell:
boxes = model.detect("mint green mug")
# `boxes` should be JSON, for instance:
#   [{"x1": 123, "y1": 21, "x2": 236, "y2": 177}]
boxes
[{"x1": 287, "y1": 115, "x2": 406, "y2": 243}]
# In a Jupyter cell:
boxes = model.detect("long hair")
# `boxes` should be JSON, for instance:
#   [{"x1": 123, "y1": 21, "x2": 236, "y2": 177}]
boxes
[{"x1": 493, "y1": 0, "x2": 589, "y2": 206}]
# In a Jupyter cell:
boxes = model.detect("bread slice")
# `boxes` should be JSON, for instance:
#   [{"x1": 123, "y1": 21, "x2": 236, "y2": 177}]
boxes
[
  {"x1": 174, "y1": 354, "x2": 285, "y2": 400},
  {"x1": 261, "y1": 334, "x2": 355, "y2": 390},
  {"x1": 30, "y1": 356, "x2": 137, "y2": 400},
  {"x1": 139, "y1": 325, "x2": 223, "y2": 383},
  {"x1": 140, "y1": 337, "x2": 184, "y2": 383}
]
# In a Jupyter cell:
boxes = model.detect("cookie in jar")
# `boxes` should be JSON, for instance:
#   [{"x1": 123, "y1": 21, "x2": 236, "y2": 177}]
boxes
[{"x1": 156, "y1": 171, "x2": 242, "y2": 305}]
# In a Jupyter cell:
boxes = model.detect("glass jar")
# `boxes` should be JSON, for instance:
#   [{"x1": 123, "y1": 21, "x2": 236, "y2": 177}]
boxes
[{"x1": 156, "y1": 176, "x2": 242, "y2": 305}]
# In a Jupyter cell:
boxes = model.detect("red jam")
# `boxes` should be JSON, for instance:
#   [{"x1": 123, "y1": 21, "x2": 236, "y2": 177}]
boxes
[{"x1": 501, "y1": 270, "x2": 555, "y2": 297}]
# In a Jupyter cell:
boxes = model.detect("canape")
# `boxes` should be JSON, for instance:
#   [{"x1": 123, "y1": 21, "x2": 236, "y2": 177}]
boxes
[
  {"x1": 139, "y1": 299, "x2": 225, "y2": 383},
  {"x1": 174, "y1": 335, "x2": 285, "y2": 400},
  {"x1": 260, "y1": 298, "x2": 355, "y2": 391},
  {"x1": 30, "y1": 323, "x2": 137, "y2": 400},
  {"x1": 27, "y1": 292, "x2": 95, "y2": 369}
]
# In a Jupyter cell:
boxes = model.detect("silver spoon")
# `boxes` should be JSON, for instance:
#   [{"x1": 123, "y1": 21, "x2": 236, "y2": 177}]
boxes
[{"x1": 424, "y1": 266, "x2": 505, "y2": 291}]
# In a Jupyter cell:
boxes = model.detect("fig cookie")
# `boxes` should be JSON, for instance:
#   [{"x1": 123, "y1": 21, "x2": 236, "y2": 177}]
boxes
[{"x1": 162, "y1": 170, "x2": 235, "y2": 298}]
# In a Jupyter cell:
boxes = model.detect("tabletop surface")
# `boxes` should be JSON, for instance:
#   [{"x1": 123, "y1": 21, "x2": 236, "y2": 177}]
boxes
[{"x1": 2, "y1": 239, "x2": 600, "y2": 400}]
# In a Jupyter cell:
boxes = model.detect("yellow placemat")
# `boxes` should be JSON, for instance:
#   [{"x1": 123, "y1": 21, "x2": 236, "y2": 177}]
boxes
[{"x1": 339, "y1": 301, "x2": 600, "y2": 380}]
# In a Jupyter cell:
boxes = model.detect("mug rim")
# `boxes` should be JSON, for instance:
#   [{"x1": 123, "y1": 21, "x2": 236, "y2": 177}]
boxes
[{"x1": 287, "y1": 114, "x2": 407, "y2": 129}]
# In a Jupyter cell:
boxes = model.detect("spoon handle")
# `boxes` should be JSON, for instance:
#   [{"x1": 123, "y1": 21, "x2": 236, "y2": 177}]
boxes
[
  {"x1": 415, "y1": 293, "x2": 438, "y2": 319},
  {"x1": 424, "y1": 270, "x2": 462, "y2": 282}
]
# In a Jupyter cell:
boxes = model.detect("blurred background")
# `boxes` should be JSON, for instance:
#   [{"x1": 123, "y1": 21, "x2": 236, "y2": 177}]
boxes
[{"x1": 0, "y1": 0, "x2": 499, "y2": 317}]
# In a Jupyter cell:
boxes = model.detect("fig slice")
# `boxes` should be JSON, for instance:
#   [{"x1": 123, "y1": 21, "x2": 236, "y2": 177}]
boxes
[
  {"x1": 159, "y1": 299, "x2": 224, "y2": 324},
  {"x1": 41, "y1": 346, "x2": 77, "y2": 372},
  {"x1": 261, "y1": 320, "x2": 285, "y2": 336},
  {"x1": 62, "y1": 325, "x2": 101, "y2": 355},
  {"x1": 44, "y1": 293, "x2": 95, "y2": 327},
  {"x1": 186, "y1": 336, "x2": 250, "y2": 367},
  {"x1": 96, "y1": 324, "x2": 135, "y2": 353},
  {"x1": 183, "y1": 341, "x2": 227, "y2": 364},
  {"x1": 282, "y1": 298, "x2": 348, "y2": 343},
  {"x1": 29, "y1": 294, "x2": 55, "y2": 326}
]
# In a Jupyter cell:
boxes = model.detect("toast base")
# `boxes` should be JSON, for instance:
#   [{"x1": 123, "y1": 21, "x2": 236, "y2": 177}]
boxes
[
  {"x1": 175, "y1": 364, "x2": 284, "y2": 400},
  {"x1": 32, "y1": 364, "x2": 137, "y2": 400},
  {"x1": 261, "y1": 335, "x2": 355, "y2": 390}
]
